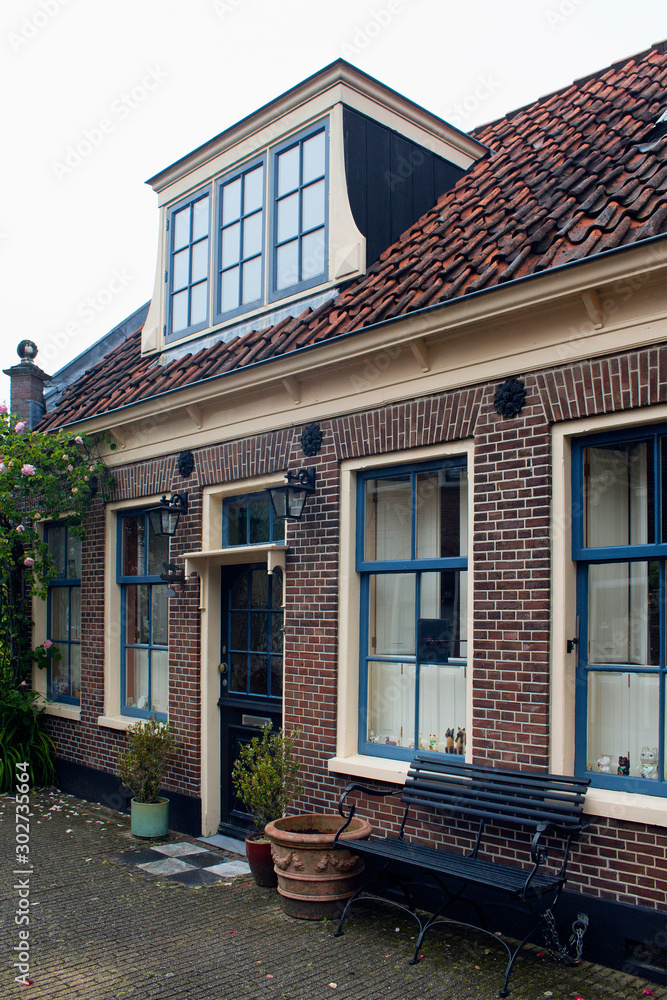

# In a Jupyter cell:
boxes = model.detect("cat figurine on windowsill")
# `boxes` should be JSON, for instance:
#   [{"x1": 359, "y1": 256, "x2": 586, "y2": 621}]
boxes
[{"x1": 639, "y1": 746, "x2": 659, "y2": 780}]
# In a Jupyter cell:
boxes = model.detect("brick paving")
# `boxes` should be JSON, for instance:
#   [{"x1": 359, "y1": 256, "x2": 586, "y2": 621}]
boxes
[{"x1": 1, "y1": 790, "x2": 665, "y2": 1000}]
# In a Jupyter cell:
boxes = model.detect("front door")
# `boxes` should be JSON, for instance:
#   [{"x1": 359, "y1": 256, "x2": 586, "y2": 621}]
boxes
[{"x1": 218, "y1": 563, "x2": 284, "y2": 837}]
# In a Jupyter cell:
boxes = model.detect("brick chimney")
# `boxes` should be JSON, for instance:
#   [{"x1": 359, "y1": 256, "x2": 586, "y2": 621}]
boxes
[{"x1": 3, "y1": 340, "x2": 51, "y2": 428}]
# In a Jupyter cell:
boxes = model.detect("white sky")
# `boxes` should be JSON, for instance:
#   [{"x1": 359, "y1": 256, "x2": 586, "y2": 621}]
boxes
[{"x1": 1, "y1": 0, "x2": 666, "y2": 407}]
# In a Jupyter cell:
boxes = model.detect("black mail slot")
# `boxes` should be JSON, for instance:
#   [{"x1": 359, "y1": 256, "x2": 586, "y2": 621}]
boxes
[{"x1": 242, "y1": 714, "x2": 273, "y2": 729}]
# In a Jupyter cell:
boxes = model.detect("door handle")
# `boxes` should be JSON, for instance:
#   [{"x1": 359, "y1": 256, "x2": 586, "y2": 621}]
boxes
[{"x1": 219, "y1": 662, "x2": 228, "y2": 674}]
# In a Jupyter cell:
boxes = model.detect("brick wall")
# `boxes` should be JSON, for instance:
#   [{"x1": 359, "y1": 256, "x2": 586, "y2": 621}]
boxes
[{"x1": 44, "y1": 343, "x2": 667, "y2": 911}]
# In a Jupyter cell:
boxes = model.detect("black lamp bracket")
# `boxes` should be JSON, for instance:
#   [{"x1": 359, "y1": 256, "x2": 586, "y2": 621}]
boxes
[
  {"x1": 160, "y1": 562, "x2": 186, "y2": 589},
  {"x1": 285, "y1": 468, "x2": 316, "y2": 490}
]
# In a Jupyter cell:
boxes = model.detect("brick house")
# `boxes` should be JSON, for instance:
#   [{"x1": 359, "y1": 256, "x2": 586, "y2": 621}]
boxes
[{"x1": 11, "y1": 47, "x2": 667, "y2": 980}]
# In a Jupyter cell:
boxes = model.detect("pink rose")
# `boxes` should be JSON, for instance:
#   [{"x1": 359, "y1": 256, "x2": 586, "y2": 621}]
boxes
[
  {"x1": 0, "y1": 403, "x2": 7, "y2": 414},
  {"x1": 14, "y1": 421, "x2": 26, "y2": 432},
  {"x1": 0, "y1": 462, "x2": 5, "y2": 473},
  {"x1": 62, "y1": 454, "x2": 68, "y2": 461},
  {"x1": 24, "y1": 557, "x2": 34, "y2": 567},
  {"x1": 21, "y1": 464, "x2": 36, "y2": 476},
  {"x1": 68, "y1": 464, "x2": 74, "y2": 472},
  {"x1": 71, "y1": 487, "x2": 78, "y2": 494},
  {"x1": 44, "y1": 639, "x2": 53, "y2": 649},
  {"x1": 16, "y1": 524, "x2": 25, "y2": 533},
  {"x1": 75, "y1": 436, "x2": 83, "y2": 445},
  {"x1": 19, "y1": 680, "x2": 27, "y2": 687}
]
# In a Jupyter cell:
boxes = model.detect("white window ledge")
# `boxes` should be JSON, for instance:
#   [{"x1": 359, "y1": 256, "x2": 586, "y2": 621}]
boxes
[
  {"x1": 584, "y1": 785, "x2": 667, "y2": 829},
  {"x1": 42, "y1": 702, "x2": 81, "y2": 722},
  {"x1": 97, "y1": 715, "x2": 137, "y2": 732},
  {"x1": 328, "y1": 754, "x2": 411, "y2": 786}
]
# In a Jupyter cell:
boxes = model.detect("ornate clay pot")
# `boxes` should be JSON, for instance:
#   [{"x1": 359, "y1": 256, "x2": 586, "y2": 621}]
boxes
[
  {"x1": 245, "y1": 834, "x2": 278, "y2": 887},
  {"x1": 264, "y1": 813, "x2": 372, "y2": 920}
]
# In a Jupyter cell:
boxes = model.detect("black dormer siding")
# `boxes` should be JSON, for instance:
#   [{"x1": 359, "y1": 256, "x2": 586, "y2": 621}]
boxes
[{"x1": 343, "y1": 106, "x2": 465, "y2": 268}]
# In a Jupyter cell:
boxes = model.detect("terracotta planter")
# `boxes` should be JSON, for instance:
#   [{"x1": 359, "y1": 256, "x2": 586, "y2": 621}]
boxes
[
  {"x1": 265, "y1": 814, "x2": 372, "y2": 920},
  {"x1": 130, "y1": 797, "x2": 169, "y2": 838},
  {"x1": 245, "y1": 834, "x2": 278, "y2": 887}
]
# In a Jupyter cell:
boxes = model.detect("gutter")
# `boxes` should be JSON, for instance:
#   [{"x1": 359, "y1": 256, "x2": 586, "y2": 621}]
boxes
[{"x1": 53, "y1": 231, "x2": 667, "y2": 432}]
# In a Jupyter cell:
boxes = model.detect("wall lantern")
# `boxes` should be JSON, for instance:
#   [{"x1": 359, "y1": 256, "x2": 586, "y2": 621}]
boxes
[
  {"x1": 266, "y1": 469, "x2": 316, "y2": 521},
  {"x1": 148, "y1": 492, "x2": 188, "y2": 537}
]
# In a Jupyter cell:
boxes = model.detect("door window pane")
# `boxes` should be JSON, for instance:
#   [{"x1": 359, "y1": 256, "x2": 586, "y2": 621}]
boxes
[
  {"x1": 230, "y1": 652, "x2": 247, "y2": 692},
  {"x1": 251, "y1": 568, "x2": 269, "y2": 608},
  {"x1": 249, "y1": 654, "x2": 268, "y2": 695},
  {"x1": 271, "y1": 655, "x2": 283, "y2": 697}
]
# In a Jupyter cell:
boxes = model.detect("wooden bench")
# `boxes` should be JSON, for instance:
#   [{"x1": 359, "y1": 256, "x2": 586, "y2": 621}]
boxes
[{"x1": 332, "y1": 753, "x2": 590, "y2": 997}]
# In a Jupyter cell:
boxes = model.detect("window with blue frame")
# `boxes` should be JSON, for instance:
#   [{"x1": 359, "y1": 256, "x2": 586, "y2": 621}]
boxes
[
  {"x1": 271, "y1": 124, "x2": 327, "y2": 297},
  {"x1": 46, "y1": 524, "x2": 82, "y2": 704},
  {"x1": 217, "y1": 160, "x2": 265, "y2": 320},
  {"x1": 118, "y1": 512, "x2": 169, "y2": 719},
  {"x1": 357, "y1": 458, "x2": 468, "y2": 760},
  {"x1": 573, "y1": 427, "x2": 666, "y2": 793},
  {"x1": 167, "y1": 189, "x2": 211, "y2": 339},
  {"x1": 222, "y1": 491, "x2": 284, "y2": 547}
]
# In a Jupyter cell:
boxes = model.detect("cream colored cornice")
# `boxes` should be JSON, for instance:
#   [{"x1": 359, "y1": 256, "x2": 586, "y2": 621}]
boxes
[
  {"x1": 62, "y1": 237, "x2": 667, "y2": 464},
  {"x1": 146, "y1": 60, "x2": 486, "y2": 192}
]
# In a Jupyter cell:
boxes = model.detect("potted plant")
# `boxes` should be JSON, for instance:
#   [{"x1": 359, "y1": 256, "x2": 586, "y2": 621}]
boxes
[
  {"x1": 117, "y1": 715, "x2": 176, "y2": 838},
  {"x1": 231, "y1": 725, "x2": 303, "y2": 887}
]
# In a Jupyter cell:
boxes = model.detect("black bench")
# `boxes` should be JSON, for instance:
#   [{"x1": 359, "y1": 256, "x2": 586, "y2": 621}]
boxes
[{"x1": 333, "y1": 753, "x2": 590, "y2": 996}]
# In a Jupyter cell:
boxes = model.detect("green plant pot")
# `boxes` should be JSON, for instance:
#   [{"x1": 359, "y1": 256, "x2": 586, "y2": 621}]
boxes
[{"x1": 130, "y1": 796, "x2": 169, "y2": 838}]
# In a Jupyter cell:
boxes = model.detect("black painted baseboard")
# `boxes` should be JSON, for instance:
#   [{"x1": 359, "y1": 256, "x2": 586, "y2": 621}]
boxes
[{"x1": 54, "y1": 759, "x2": 202, "y2": 838}]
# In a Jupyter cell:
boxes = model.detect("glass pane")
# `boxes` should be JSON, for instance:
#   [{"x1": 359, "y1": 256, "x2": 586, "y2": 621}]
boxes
[
  {"x1": 50, "y1": 588, "x2": 69, "y2": 640},
  {"x1": 271, "y1": 655, "x2": 283, "y2": 697},
  {"x1": 192, "y1": 195, "x2": 209, "y2": 241},
  {"x1": 226, "y1": 499, "x2": 247, "y2": 545},
  {"x1": 222, "y1": 222, "x2": 241, "y2": 268},
  {"x1": 222, "y1": 178, "x2": 241, "y2": 225},
  {"x1": 584, "y1": 441, "x2": 652, "y2": 547},
  {"x1": 171, "y1": 289, "x2": 189, "y2": 333},
  {"x1": 251, "y1": 568, "x2": 269, "y2": 608},
  {"x1": 51, "y1": 646, "x2": 67, "y2": 695},
  {"x1": 147, "y1": 528, "x2": 169, "y2": 576},
  {"x1": 244, "y1": 165, "x2": 264, "y2": 213},
  {"x1": 220, "y1": 267, "x2": 240, "y2": 313},
  {"x1": 588, "y1": 561, "x2": 659, "y2": 665},
  {"x1": 172, "y1": 248, "x2": 189, "y2": 290},
  {"x1": 276, "y1": 240, "x2": 298, "y2": 290},
  {"x1": 126, "y1": 585, "x2": 150, "y2": 645},
  {"x1": 587, "y1": 671, "x2": 659, "y2": 778},
  {"x1": 418, "y1": 663, "x2": 466, "y2": 755},
  {"x1": 249, "y1": 654, "x2": 268, "y2": 695},
  {"x1": 243, "y1": 212, "x2": 262, "y2": 258},
  {"x1": 151, "y1": 586, "x2": 168, "y2": 646},
  {"x1": 277, "y1": 145, "x2": 299, "y2": 196},
  {"x1": 230, "y1": 652, "x2": 247, "y2": 692},
  {"x1": 125, "y1": 648, "x2": 149, "y2": 710},
  {"x1": 270, "y1": 611, "x2": 283, "y2": 652},
  {"x1": 250, "y1": 612, "x2": 269, "y2": 651},
  {"x1": 420, "y1": 571, "x2": 468, "y2": 660},
  {"x1": 277, "y1": 192, "x2": 299, "y2": 242},
  {"x1": 273, "y1": 518, "x2": 284, "y2": 543},
  {"x1": 367, "y1": 660, "x2": 415, "y2": 748},
  {"x1": 47, "y1": 525, "x2": 66, "y2": 577},
  {"x1": 173, "y1": 206, "x2": 190, "y2": 250},
  {"x1": 365, "y1": 475, "x2": 411, "y2": 561},
  {"x1": 416, "y1": 468, "x2": 467, "y2": 558},
  {"x1": 67, "y1": 532, "x2": 82, "y2": 579},
  {"x1": 370, "y1": 573, "x2": 416, "y2": 655},
  {"x1": 301, "y1": 228, "x2": 325, "y2": 280},
  {"x1": 190, "y1": 280, "x2": 207, "y2": 326},
  {"x1": 248, "y1": 495, "x2": 270, "y2": 544},
  {"x1": 70, "y1": 587, "x2": 81, "y2": 641},
  {"x1": 230, "y1": 571, "x2": 249, "y2": 609},
  {"x1": 271, "y1": 569, "x2": 283, "y2": 608},
  {"x1": 302, "y1": 179, "x2": 325, "y2": 231},
  {"x1": 122, "y1": 516, "x2": 145, "y2": 576},
  {"x1": 241, "y1": 256, "x2": 261, "y2": 305},
  {"x1": 70, "y1": 644, "x2": 81, "y2": 699},
  {"x1": 151, "y1": 649, "x2": 169, "y2": 714},
  {"x1": 302, "y1": 131, "x2": 325, "y2": 183},
  {"x1": 230, "y1": 611, "x2": 247, "y2": 649},
  {"x1": 191, "y1": 238, "x2": 209, "y2": 282}
]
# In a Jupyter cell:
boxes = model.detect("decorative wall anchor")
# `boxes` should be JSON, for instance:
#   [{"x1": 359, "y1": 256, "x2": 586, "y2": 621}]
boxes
[
  {"x1": 177, "y1": 450, "x2": 195, "y2": 478},
  {"x1": 494, "y1": 377, "x2": 526, "y2": 418},
  {"x1": 300, "y1": 423, "x2": 323, "y2": 457}
]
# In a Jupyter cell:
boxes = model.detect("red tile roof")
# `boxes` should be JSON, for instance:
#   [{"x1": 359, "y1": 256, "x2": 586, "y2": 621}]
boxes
[{"x1": 41, "y1": 41, "x2": 667, "y2": 430}]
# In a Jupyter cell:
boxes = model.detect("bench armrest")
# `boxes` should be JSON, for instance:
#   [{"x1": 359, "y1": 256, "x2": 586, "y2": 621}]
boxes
[{"x1": 334, "y1": 782, "x2": 399, "y2": 845}]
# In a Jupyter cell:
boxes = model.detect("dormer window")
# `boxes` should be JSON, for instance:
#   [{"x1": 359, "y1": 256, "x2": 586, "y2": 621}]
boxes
[{"x1": 169, "y1": 190, "x2": 211, "y2": 337}]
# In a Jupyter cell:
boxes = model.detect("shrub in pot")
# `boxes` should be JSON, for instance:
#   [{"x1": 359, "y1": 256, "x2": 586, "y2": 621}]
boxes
[
  {"x1": 117, "y1": 715, "x2": 176, "y2": 838},
  {"x1": 231, "y1": 725, "x2": 303, "y2": 887}
]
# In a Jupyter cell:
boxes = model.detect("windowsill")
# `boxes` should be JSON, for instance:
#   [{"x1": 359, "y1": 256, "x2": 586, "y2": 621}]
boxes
[
  {"x1": 97, "y1": 715, "x2": 137, "y2": 732},
  {"x1": 42, "y1": 702, "x2": 81, "y2": 722},
  {"x1": 584, "y1": 785, "x2": 667, "y2": 829},
  {"x1": 327, "y1": 754, "x2": 411, "y2": 786}
]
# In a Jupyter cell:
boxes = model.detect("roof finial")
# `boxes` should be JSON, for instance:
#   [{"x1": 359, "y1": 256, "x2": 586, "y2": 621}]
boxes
[{"x1": 17, "y1": 340, "x2": 39, "y2": 363}]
